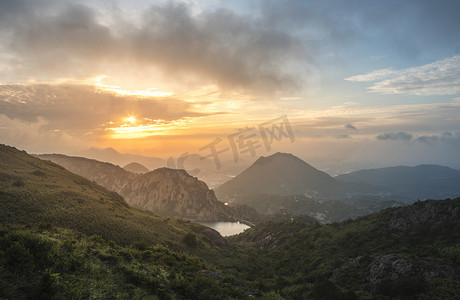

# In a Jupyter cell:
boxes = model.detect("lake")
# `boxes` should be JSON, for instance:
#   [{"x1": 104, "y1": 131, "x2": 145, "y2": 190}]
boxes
[{"x1": 197, "y1": 221, "x2": 250, "y2": 236}]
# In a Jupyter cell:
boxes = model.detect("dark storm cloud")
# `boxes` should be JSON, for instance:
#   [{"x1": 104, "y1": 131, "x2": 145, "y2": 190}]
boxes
[
  {"x1": 0, "y1": 83, "x2": 204, "y2": 132},
  {"x1": 376, "y1": 132, "x2": 413, "y2": 141},
  {"x1": 0, "y1": 1, "x2": 304, "y2": 93}
]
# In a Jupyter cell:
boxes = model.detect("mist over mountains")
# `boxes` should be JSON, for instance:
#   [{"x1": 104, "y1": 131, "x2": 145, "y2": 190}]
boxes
[
  {"x1": 36, "y1": 150, "x2": 460, "y2": 224},
  {"x1": 76, "y1": 147, "x2": 165, "y2": 170}
]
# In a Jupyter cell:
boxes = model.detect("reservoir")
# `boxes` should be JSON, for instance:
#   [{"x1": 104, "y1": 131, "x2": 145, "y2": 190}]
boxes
[{"x1": 197, "y1": 221, "x2": 250, "y2": 236}]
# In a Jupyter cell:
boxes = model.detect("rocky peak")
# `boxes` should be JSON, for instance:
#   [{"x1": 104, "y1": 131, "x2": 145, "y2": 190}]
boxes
[{"x1": 121, "y1": 168, "x2": 229, "y2": 221}]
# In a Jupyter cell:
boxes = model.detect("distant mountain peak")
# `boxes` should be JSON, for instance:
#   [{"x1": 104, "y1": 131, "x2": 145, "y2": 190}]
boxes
[
  {"x1": 216, "y1": 152, "x2": 338, "y2": 197},
  {"x1": 123, "y1": 162, "x2": 149, "y2": 174},
  {"x1": 86, "y1": 146, "x2": 120, "y2": 154},
  {"x1": 255, "y1": 152, "x2": 303, "y2": 164},
  {"x1": 103, "y1": 147, "x2": 120, "y2": 153}
]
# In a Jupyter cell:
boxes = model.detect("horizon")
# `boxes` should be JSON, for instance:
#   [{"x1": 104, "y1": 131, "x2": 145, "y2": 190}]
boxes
[
  {"x1": 1, "y1": 0, "x2": 460, "y2": 173},
  {"x1": 28, "y1": 145, "x2": 460, "y2": 180}
]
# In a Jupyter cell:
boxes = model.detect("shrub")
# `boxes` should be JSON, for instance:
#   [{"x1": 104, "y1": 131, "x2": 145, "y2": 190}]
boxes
[
  {"x1": 183, "y1": 233, "x2": 197, "y2": 248},
  {"x1": 132, "y1": 240, "x2": 149, "y2": 251}
]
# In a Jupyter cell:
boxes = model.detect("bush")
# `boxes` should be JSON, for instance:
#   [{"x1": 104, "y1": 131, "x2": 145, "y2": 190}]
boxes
[
  {"x1": 132, "y1": 240, "x2": 149, "y2": 251},
  {"x1": 183, "y1": 233, "x2": 197, "y2": 248}
]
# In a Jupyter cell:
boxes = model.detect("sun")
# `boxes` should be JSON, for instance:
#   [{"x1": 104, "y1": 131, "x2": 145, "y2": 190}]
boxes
[{"x1": 126, "y1": 116, "x2": 136, "y2": 123}]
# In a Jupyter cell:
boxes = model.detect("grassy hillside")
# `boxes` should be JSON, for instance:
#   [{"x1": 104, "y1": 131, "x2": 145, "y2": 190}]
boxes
[
  {"x1": 0, "y1": 144, "x2": 226, "y2": 252},
  {"x1": 0, "y1": 224, "x2": 247, "y2": 300}
]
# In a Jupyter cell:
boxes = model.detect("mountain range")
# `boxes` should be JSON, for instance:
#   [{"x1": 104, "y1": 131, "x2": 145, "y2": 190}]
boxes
[
  {"x1": 38, "y1": 153, "x2": 257, "y2": 222},
  {"x1": 217, "y1": 152, "x2": 460, "y2": 201},
  {"x1": 336, "y1": 164, "x2": 460, "y2": 200},
  {"x1": 215, "y1": 152, "x2": 460, "y2": 221},
  {"x1": 76, "y1": 147, "x2": 165, "y2": 170},
  {"x1": 39, "y1": 151, "x2": 460, "y2": 223}
]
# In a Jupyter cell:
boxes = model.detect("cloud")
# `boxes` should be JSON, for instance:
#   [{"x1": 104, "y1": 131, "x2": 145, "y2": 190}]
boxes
[
  {"x1": 346, "y1": 55, "x2": 460, "y2": 95},
  {"x1": 345, "y1": 68, "x2": 396, "y2": 82},
  {"x1": 0, "y1": 83, "x2": 206, "y2": 133},
  {"x1": 376, "y1": 132, "x2": 413, "y2": 141},
  {"x1": 416, "y1": 132, "x2": 460, "y2": 145},
  {"x1": 0, "y1": 1, "x2": 305, "y2": 94},
  {"x1": 336, "y1": 134, "x2": 351, "y2": 139},
  {"x1": 345, "y1": 123, "x2": 357, "y2": 130},
  {"x1": 0, "y1": 114, "x2": 81, "y2": 153}
]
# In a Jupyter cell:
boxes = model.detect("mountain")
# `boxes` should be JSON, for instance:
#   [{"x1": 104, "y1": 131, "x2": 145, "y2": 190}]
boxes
[
  {"x1": 216, "y1": 153, "x2": 460, "y2": 221},
  {"x1": 38, "y1": 154, "x2": 244, "y2": 221},
  {"x1": 216, "y1": 152, "x2": 340, "y2": 198},
  {"x1": 336, "y1": 164, "x2": 460, "y2": 201},
  {"x1": 77, "y1": 147, "x2": 165, "y2": 170},
  {"x1": 0, "y1": 144, "x2": 226, "y2": 248},
  {"x1": 121, "y1": 168, "x2": 230, "y2": 221},
  {"x1": 123, "y1": 162, "x2": 150, "y2": 173}
]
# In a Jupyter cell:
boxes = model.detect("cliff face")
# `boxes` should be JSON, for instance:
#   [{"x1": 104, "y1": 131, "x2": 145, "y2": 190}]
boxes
[
  {"x1": 121, "y1": 168, "x2": 230, "y2": 221},
  {"x1": 38, "y1": 154, "x2": 232, "y2": 221}
]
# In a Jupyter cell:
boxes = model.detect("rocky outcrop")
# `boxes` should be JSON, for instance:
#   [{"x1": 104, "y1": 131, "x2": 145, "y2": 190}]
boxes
[
  {"x1": 368, "y1": 254, "x2": 455, "y2": 285},
  {"x1": 387, "y1": 199, "x2": 460, "y2": 229},
  {"x1": 121, "y1": 168, "x2": 230, "y2": 221},
  {"x1": 330, "y1": 254, "x2": 456, "y2": 290}
]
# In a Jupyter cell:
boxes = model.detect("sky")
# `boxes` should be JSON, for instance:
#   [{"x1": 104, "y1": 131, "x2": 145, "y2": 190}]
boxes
[{"x1": 1, "y1": 0, "x2": 460, "y2": 174}]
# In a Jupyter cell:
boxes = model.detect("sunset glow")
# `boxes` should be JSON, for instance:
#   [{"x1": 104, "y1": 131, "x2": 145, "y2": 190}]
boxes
[
  {"x1": 0, "y1": 0, "x2": 459, "y2": 172},
  {"x1": 126, "y1": 116, "x2": 136, "y2": 123},
  {"x1": 105, "y1": 118, "x2": 192, "y2": 140},
  {"x1": 102, "y1": 87, "x2": 174, "y2": 98}
]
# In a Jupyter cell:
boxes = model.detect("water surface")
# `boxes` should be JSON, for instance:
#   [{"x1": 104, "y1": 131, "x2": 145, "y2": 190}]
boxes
[{"x1": 197, "y1": 221, "x2": 250, "y2": 236}]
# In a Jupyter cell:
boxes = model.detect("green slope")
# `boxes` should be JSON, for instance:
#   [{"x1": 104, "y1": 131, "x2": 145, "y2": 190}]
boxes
[
  {"x1": 0, "y1": 224, "x2": 247, "y2": 300},
  {"x1": 0, "y1": 144, "x2": 225, "y2": 250}
]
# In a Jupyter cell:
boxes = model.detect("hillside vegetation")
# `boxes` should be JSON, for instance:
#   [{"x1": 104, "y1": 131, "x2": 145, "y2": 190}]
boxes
[
  {"x1": 0, "y1": 145, "x2": 227, "y2": 251},
  {"x1": 226, "y1": 198, "x2": 460, "y2": 299},
  {"x1": 1, "y1": 144, "x2": 459, "y2": 299}
]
